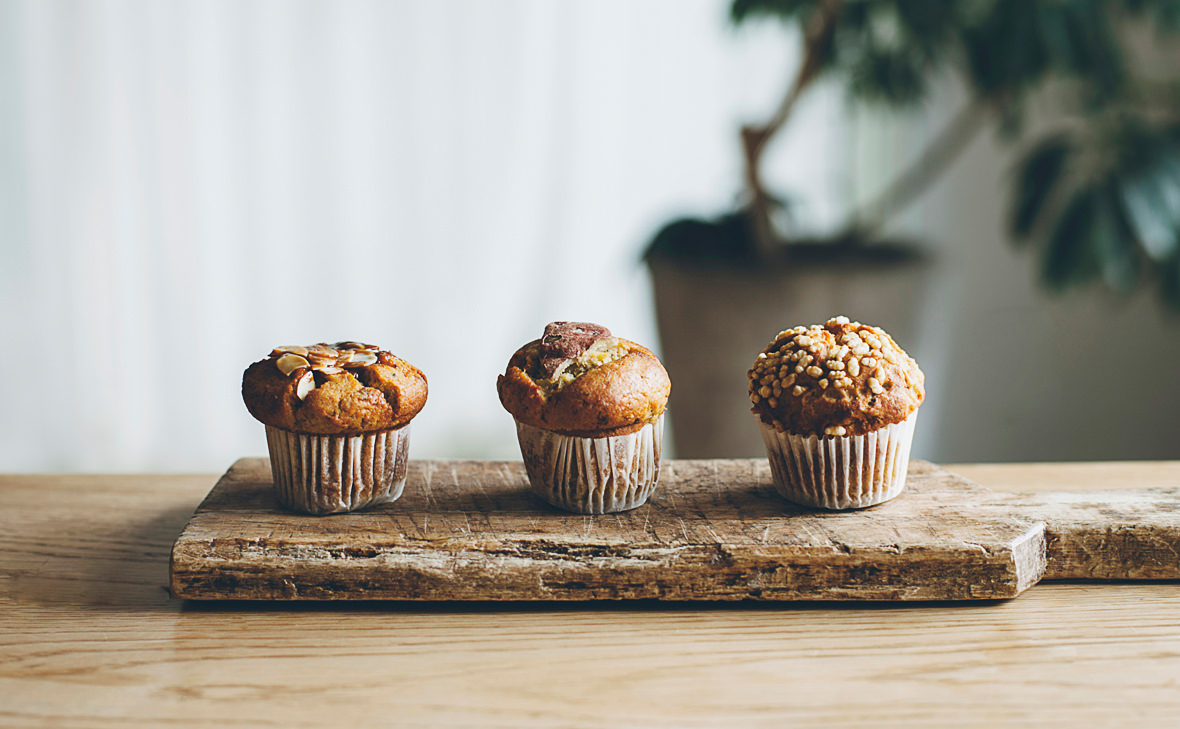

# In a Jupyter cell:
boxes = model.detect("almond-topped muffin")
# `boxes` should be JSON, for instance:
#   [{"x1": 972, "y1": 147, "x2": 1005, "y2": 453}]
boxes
[
  {"x1": 497, "y1": 322, "x2": 670, "y2": 514},
  {"x1": 243, "y1": 342, "x2": 427, "y2": 435},
  {"x1": 749, "y1": 317, "x2": 923, "y2": 509},
  {"x1": 242, "y1": 341, "x2": 427, "y2": 515}
]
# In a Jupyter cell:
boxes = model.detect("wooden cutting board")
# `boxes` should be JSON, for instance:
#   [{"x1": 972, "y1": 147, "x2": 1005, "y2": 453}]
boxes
[{"x1": 169, "y1": 458, "x2": 1180, "y2": 602}]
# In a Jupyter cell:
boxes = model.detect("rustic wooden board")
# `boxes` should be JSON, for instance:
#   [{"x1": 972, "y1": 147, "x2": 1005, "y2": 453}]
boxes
[
  {"x1": 169, "y1": 458, "x2": 1180, "y2": 602},
  {"x1": 170, "y1": 458, "x2": 1056, "y2": 602},
  {"x1": 998, "y1": 489, "x2": 1180, "y2": 580}
]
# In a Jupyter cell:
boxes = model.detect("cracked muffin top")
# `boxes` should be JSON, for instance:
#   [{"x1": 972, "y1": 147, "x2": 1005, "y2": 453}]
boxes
[
  {"x1": 242, "y1": 341, "x2": 427, "y2": 435},
  {"x1": 749, "y1": 316, "x2": 923, "y2": 437},
  {"x1": 497, "y1": 321, "x2": 671, "y2": 438}
]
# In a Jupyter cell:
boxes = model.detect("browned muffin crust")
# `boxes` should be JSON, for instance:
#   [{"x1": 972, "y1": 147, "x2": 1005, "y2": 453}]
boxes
[
  {"x1": 242, "y1": 342, "x2": 427, "y2": 435},
  {"x1": 497, "y1": 328, "x2": 671, "y2": 438},
  {"x1": 749, "y1": 317, "x2": 923, "y2": 437}
]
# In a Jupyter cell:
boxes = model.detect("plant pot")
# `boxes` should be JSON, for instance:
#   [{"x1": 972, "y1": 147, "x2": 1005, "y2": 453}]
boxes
[{"x1": 647, "y1": 244, "x2": 934, "y2": 458}]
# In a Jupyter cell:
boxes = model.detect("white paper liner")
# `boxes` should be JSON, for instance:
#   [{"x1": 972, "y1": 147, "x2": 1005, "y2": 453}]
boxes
[
  {"x1": 264, "y1": 423, "x2": 411, "y2": 515},
  {"x1": 515, "y1": 414, "x2": 664, "y2": 514},
  {"x1": 759, "y1": 409, "x2": 918, "y2": 510}
]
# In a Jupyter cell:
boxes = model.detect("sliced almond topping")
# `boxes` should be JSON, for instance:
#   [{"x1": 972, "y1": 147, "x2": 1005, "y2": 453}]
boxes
[
  {"x1": 343, "y1": 350, "x2": 378, "y2": 368},
  {"x1": 314, "y1": 365, "x2": 345, "y2": 376},
  {"x1": 307, "y1": 344, "x2": 339, "y2": 358},
  {"x1": 271, "y1": 345, "x2": 309, "y2": 358},
  {"x1": 276, "y1": 353, "x2": 310, "y2": 376},
  {"x1": 337, "y1": 341, "x2": 380, "y2": 352},
  {"x1": 295, "y1": 369, "x2": 315, "y2": 400}
]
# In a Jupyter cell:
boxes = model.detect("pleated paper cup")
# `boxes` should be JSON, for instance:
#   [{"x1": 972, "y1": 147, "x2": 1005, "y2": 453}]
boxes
[
  {"x1": 759, "y1": 409, "x2": 918, "y2": 510},
  {"x1": 515, "y1": 414, "x2": 664, "y2": 514},
  {"x1": 264, "y1": 423, "x2": 411, "y2": 515}
]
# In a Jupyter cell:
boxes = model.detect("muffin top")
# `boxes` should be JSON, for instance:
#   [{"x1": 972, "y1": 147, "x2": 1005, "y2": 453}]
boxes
[
  {"x1": 497, "y1": 321, "x2": 671, "y2": 437},
  {"x1": 748, "y1": 316, "x2": 923, "y2": 437},
  {"x1": 242, "y1": 341, "x2": 428, "y2": 435}
]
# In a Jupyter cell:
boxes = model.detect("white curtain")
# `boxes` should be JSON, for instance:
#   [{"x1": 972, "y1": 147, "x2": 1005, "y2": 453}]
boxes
[
  {"x1": 0, "y1": 0, "x2": 852, "y2": 471},
  {"x1": 13, "y1": 1, "x2": 1172, "y2": 473}
]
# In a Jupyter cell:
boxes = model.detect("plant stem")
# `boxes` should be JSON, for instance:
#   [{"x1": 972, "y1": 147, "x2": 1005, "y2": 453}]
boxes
[
  {"x1": 741, "y1": 0, "x2": 845, "y2": 258},
  {"x1": 842, "y1": 96, "x2": 992, "y2": 239}
]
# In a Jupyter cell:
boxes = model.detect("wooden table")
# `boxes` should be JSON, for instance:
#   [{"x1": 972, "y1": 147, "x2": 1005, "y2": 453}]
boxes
[{"x1": 3, "y1": 462, "x2": 1180, "y2": 728}]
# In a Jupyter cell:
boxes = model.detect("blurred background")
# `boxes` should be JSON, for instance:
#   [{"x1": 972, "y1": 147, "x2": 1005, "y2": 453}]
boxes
[{"x1": 1, "y1": 0, "x2": 1178, "y2": 473}]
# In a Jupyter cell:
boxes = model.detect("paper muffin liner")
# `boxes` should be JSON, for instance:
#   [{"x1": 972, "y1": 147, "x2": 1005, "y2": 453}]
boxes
[
  {"x1": 515, "y1": 414, "x2": 664, "y2": 514},
  {"x1": 759, "y1": 409, "x2": 918, "y2": 510},
  {"x1": 264, "y1": 423, "x2": 411, "y2": 515}
]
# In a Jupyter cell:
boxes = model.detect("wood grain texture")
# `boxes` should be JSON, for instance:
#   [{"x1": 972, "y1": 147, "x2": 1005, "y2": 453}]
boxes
[
  {"x1": 4, "y1": 468, "x2": 1180, "y2": 728},
  {"x1": 962, "y1": 463, "x2": 1180, "y2": 576},
  {"x1": 171, "y1": 458, "x2": 1048, "y2": 602},
  {"x1": 1005, "y1": 489, "x2": 1180, "y2": 579}
]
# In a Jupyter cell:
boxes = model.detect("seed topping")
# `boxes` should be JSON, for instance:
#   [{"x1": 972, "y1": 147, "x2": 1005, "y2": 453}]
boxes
[{"x1": 747, "y1": 316, "x2": 922, "y2": 434}]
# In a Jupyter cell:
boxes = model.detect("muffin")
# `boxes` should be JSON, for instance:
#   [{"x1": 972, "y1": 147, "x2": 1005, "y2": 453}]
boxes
[
  {"x1": 242, "y1": 341, "x2": 428, "y2": 515},
  {"x1": 748, "y1": 316, "x2": 924, "y2": 509},
  {"x1": 497, "y1": 322, "x2": 671, "y2": 514}
]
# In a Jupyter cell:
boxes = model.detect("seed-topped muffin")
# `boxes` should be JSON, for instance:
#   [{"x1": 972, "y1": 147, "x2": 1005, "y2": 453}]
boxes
[
  {"x1": 498, "y1": 321, "x2": 670, "y2": 513},
  {"x1": 749, "y1": 317, "x2": 923, "y2": 509},
  {"x1": 242, "y1": 341, "x2": 427, "y2": 515}
]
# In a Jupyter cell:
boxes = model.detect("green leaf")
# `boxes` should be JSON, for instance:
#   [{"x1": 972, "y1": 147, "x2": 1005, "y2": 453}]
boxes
[
  {"x1": 1043, "y1": 183, "x2": 1140, "y2": 294},
  {"x1": 1160, "y1": 254, "x2": 1180, "y2": 310},
  {"x1": 894, "y1": 0, "x2": 961, "y2": 57},
  {"x1": 1153, "y1": 3, "x2": 1180, "y2": 32},
  {"x1": 1042, "y1": 186, "x2": 1100, "y2": 289},
  {"x1": 961, "y1": 0, "x2": 1049, "y2": 96},
  {"x1": 959, "y1": 0, "x2": 1131, "y2": 105},
  {"x1": 1115, "y1": 154, "x2": 1180, "y2": 262},
  {"x1": 1034, "y1": 3, "x2": 1076, "y2": 71},
  {"x1": 1096, "y1": 182, "x2": 1142, "y2": 294},
  {"x1": 847, "y1": 47, "x2": 930, "y2": 106},
  {"x1": 1058, "y1": 0, "x2": 1125, "y2": 101},
  {"x1": 1010, "y1": 135, "x2": 1072, "y2": 241}
]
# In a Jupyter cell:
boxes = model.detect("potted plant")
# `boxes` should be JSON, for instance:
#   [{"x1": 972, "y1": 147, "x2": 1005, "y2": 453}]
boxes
[{"x1": 647, "y1": 0, "x2": 1180, "y2": 457}]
